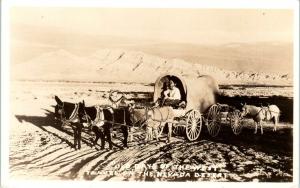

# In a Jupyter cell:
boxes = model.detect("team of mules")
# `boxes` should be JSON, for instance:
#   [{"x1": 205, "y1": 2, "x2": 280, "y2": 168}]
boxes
[
  {"x1": 54, "y1": 95, "x2": 281, "y2": 150},
  {"x1": 55, "y1": 95, "x2": 133, "y2": 150},
  {"x1": 54, "y1": 95, "x2": 179, "y2": 150}
]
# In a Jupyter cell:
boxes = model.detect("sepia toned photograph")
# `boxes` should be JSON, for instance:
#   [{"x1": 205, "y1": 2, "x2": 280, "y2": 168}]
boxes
[{"x1": 3, "y1": 3, "x2": 298, "y2": 185}]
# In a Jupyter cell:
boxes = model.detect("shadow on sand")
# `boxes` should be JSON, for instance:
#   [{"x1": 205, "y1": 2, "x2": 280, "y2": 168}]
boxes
[{"x1": 15, "y1": 109, "x2": 122, "y2": 150}]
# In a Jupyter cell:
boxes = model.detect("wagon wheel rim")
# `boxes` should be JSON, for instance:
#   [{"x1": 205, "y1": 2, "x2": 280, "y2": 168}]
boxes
[
  {"x1": 230, "y1": 110, "x2": 243, "y2": 135},
  {"x1": 206, "y1": 104, "x2": 221, "y2": 137},
  {"x1": 186, "y1": 110, "x2": 202, "y2": 141}
]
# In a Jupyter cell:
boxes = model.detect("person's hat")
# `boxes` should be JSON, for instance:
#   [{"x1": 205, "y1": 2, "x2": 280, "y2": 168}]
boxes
[{"x1": 110, "y1": 90, "x2": 119, "y2": 97}]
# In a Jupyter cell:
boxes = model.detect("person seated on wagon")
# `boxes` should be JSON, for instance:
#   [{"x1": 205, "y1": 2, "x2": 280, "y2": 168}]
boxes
[
  {"x1": 108, "y1": 90, "x2": 134, "y2": 108},
  {"x1": 161, "y1": 80, "x2": 183, "y2": 108},
  {"x1": 106, "y1": 90, "x2": 123, "y2": 108}
]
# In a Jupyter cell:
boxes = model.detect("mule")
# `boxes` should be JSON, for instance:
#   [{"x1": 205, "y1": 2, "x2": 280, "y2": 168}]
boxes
[
  {"x1": 80, "y1": 103, "x2": 132, "y2": 150},
  {"x1": 54, "y1": 96, "x2": 85, "y2": 150},
  {"x1": 240, "y1": 103, "x2": 280, "y2": 134},
  {"x1": 130, "y1": 105, "x2": 175, "y2": 143}
]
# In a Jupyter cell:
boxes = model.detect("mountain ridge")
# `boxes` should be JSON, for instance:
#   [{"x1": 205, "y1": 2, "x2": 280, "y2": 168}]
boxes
[{"x1": 12, "y1": 48, "x2": 292, "y2": 86}]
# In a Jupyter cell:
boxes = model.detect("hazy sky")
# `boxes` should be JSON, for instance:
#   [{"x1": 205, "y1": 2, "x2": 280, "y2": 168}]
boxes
[{"x1": 11, "y1": 7, "x2": 293, "y2": 44}]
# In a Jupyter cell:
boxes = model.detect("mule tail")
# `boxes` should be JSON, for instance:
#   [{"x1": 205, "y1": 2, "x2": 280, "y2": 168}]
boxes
[
  {"x1": 273, "y1": 109, "x2": 280, "y2": 123},
  {"x1": 272, "y1": 109, "x2": 280, "y2": 132},
  {"x1": 272, "y1": 115, "x2": 279, "y2": 124}
]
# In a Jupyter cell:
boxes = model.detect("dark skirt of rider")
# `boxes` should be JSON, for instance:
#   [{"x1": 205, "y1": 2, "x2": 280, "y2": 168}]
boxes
[{"x1": 162, "y1": 99, "x2": 181, "y2": 108}]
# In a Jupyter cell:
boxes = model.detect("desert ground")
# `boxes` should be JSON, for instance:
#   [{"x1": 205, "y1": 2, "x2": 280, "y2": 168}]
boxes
[{"x1": 9, "y1": 81, "x2": 293, "y2": 182}]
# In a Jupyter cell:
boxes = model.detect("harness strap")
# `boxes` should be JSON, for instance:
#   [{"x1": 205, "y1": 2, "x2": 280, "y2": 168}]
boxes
[
  {"x1": 69, "y1": 104, "x2": 79, "y2": 121},
  {"x1": 90, "y1": 105, "x2": 105, "y2": 127},
  {"x1": 89, "y1": 106, "x2": 117, "y2": 128},
  {"x1": 95, "y1": 105, "x2": 102, "y2": 121},
  {"x1": 254, "y1": 108, "x2": 263, "y2": 119},
  {"x1": 61, "y1": 103, "x2": 80, "y2": 125},
  {"x1": 109, "y1": 96, "x2": 124, "y2": 103},
  {"x1": 254, "y1": 107, "x2": 278, "y2": 121}
]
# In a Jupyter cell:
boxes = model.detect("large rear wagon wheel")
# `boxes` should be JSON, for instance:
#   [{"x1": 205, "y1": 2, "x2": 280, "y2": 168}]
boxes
[
  {"x1": 206, "y1": 104, "x2": 221, "y2": 137},
  {"x1": 185, "y1": 110, "x2": 202, "y2": 141},
  {"x1": 230, "y1": 110, "x2": 243, "y2": 135}
]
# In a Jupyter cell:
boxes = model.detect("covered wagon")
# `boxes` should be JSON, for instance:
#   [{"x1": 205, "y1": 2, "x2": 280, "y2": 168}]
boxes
[{"x1": 152, "y1": 73, "x2": 224, "y2": 141}]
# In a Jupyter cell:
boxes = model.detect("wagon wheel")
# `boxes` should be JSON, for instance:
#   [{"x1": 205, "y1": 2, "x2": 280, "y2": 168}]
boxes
[
  {"x1": 230, "y1": 110, "x2": 243, "y2": 135},
  {"x1": 206, "y1": 104, "x2": 221, "y2": 137},
  {"x1": 185, "y1": 110, "x2": 202, "y2": 141}
]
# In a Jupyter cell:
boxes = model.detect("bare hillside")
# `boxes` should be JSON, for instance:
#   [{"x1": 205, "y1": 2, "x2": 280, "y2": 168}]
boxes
[{"x1": 12, "y1": 48, "x2": 292, "y2": 85}]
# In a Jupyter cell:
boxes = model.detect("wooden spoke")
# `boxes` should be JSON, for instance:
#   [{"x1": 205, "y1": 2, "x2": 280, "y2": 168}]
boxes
[{"x1": 196, "y1": 118, "x2": 202, "y2": 124}]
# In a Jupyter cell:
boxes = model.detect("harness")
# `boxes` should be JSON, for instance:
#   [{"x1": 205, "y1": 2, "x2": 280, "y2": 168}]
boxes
[
  {"x1": 253, "y1": 108, "x2": 264, "y2": 119},
  {"x1": 92, "y1": 106, "x2": 113, "y2": 128},
  {"x1": 58, "y1": 102, "x2": 80, "y2": 127},
  {"x1": 253, "y1": 106, "x2": 278, "y2": 120},
  {"x1": 264, "y1": 107, "x2": 280, "y2": 120},
  {"x1": 84, "y1": 105, "x2": 127, "y2": 128}
]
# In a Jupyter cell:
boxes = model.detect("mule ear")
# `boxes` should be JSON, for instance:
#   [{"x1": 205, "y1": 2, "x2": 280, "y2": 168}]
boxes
[
  {"x1": 82, "y1": 100, "x2": 85, "y2": 106},
  {"x1": 55, "y1": 95, "x2": 63, "y2": 106}
]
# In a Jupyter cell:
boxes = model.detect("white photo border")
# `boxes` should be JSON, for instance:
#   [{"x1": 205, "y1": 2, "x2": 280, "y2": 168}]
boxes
[{"x1": 1, "y1": 0, "x2": 299, "y2": 188}]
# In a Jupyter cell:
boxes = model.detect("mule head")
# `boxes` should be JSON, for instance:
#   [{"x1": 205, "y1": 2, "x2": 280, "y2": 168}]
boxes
[
  {"x1": 54, "y1": 105, "x2": 60, "y2": 120},
  {"x1": 54, "y1": 96, "x2": 64, "y2": 120},
  {"x1": 240, "y1": 103, "x2": 248, "y2": 117}
]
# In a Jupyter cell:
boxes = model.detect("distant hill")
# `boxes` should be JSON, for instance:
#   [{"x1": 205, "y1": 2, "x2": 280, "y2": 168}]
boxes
[
  {"x1": 11, "y1": 25, "x2": 292, "y2": 74},
  {"x1": 12, "y1": 48, "x2": 292, "y2": 85}
]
